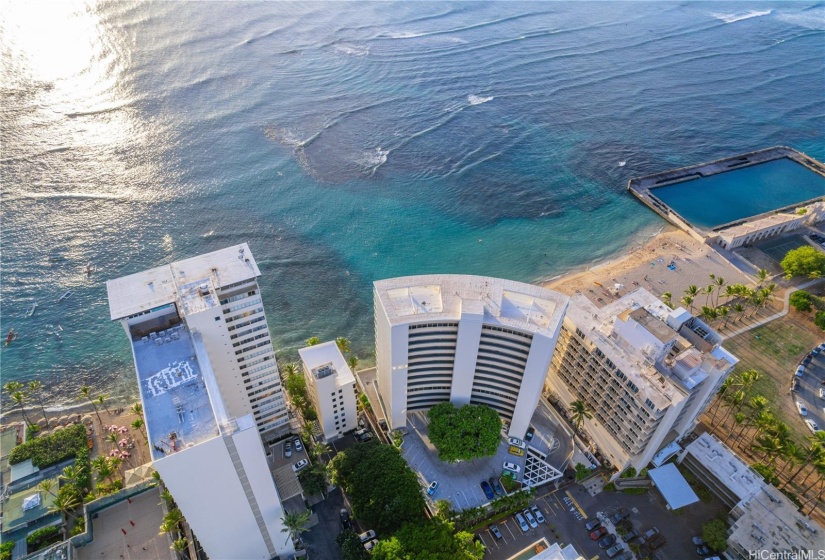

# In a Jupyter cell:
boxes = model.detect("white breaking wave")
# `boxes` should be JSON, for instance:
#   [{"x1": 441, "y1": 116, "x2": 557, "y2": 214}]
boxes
[
  {"x1": 361, "y1": 148, "x2": 389, "y2": 175},
  {"x1": 382, "y1": 31, "x2": 428, "y2": 39},
  {"x1": 468, "y1": 94, "x2": 494, "y2": 106},
  {"x1": 776, "y1": 8, "x2": 825, "y2": 31},
  {"x1": 333, "y1": 43, "x2": 370, "y2": 56},
  {"x1": 711, "y1": 9, "x2": 772, "y2": 24}
]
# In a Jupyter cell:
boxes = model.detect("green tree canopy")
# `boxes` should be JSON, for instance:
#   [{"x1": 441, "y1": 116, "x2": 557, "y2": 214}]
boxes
[
  {"x1": 371, "y1": 518, "x2": 484, "y2": 560},
  {"x1": 815, "y1": 311, "x2": 825, "y2": 331},
  {"x1": 427, "y1": 402, "x2": 500, "y2": 462},
  {"x1": 789, "y1": 290, "x2": 813, "y2": 312},
  {"x1": 336, "y1": 531, "x2": 370, "y2": 560},
  {"x1": 781, "y1": 246, "x2": 825, "y2": 279},
  {"x1": 328, "y1": 440, "x2": 425, "y2": 535},
  {"x1": 702, "y1": 519, "x2": 729, "y2": 551}
]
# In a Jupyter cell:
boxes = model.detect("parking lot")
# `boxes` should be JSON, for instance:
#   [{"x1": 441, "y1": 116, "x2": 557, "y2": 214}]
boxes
[
  {"x1": 267, "y1": 436, "x2": 310, "y2": 501},
  {"x1": 793, "y1": 343, "x2": 825, "y2": 434},
  {"x1": 479, "y1": 476, "x2": 728, "y2": 559}
]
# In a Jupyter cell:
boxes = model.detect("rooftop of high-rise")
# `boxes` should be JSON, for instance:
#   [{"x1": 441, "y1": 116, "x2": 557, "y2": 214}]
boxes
[
  {"x1": 374, "y1": 274, "x2": 568, "y2": 337},
  {"x1": 107, "y1": 243, "x2": 260, "y2": 320},
  {"x1": 299, "y1": 341, "x2": 355, "y2": 386}
]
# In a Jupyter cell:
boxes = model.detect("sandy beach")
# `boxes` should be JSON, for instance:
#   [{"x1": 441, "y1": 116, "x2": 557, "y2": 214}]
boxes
[{"x1": 544, "y1": 229, "x2": 756, "y2": 306}]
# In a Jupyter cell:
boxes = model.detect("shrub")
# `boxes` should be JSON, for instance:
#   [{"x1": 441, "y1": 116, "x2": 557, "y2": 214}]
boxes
[
  {"x1": 26, "y1": 525, "x2": 60, "y2": 549},
  {"x1": 620, "y1": 467, "x2": 637, "y2": 478},
  {"x1": 782, "y1": 246, "x2": 825, "y2": 279},
  {"x1": 603, "y1": 482, "x2": 616, "y2": 492},
  {"x1": 26, "y1": 423, "x2": 41, "y2": 440},
  {"x1": 702, "y1": 519, "x2": 729, "y2": 551},
  {"x1": 815, "y1": 312, "x2": 825, "y2": 331},
  {"x1": 1, "y1": 541, "x2": 14, "y2": 560},
  {"x1": 622, "y1": 487, "x2": 648, "y2": 495},
  {"x1": 427, "y1": 403, "x2": 500, "y2": 462},
  {"x1": 9, "y1": 424, "x2": 86, "y2": 468},
  {"x1": 790, "y1": 290, "x2": 813, "y2": 312}
]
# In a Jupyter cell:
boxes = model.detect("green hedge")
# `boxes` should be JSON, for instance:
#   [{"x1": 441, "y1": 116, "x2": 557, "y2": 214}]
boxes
[
  {"x1": 9, "y1": 424, "x2": 86, "y2": 468},
  {"x1": 26, "y1": 525, "x2": 60, "y2": 548},
  {"x1": 1, "y1": 541, "x2": 14, "y2": 560}
]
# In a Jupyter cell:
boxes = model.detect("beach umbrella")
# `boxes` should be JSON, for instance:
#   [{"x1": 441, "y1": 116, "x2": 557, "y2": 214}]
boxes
[
  {"x1": 109, "y1": 449, "x2": 119, "y2": 457},
  {"x1": 119, "y1": 438, "x2": 129, "y2": 448},
  {"x1": 118, "y1": 426, "x2": 129, "y2": 434}
]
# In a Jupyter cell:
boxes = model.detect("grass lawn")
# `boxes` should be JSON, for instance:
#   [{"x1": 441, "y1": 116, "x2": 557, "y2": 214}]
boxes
[{"x1": 723, "y1": 312, "x2": 821, "y2": 441}]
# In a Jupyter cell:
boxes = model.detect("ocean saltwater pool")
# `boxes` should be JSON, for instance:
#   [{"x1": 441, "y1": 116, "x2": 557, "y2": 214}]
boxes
[
  {"x1": 1, "y1": 2, "x2": 823, "y2": 406},
  {"x1": 652, "y1": 157, "x2": 825, "y2": 229}
]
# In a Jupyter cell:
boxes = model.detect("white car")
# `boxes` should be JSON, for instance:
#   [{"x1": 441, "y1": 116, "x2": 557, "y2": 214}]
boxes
[
  {"x1": 820, "y1": 388, "x2": 824, "y2": 399},
  {"x1": 294, "y1": 438, "x2": 303, "y2": 452},
  {"x1": 292, "y1": 459, "x2": 309, "y2": 472},
  {"x1": 795, "y1": 366, "x2": 805, "y2": 377},
  {"x1": 359, "y1": 530, "x2": 376, "y2": 543},
  {"x1": 796, "y1": 401, "x2": 808, "y2": 416},
  {"x1": 364, "y1": 539, "x2": 378, "y2": 551},
  {"x1": 805, "y1": 419, "x2": 820, "y2": 433},
  {"x1": 523, "y1": 508, "x2": 538, "y2": 528},
  {"x1": 530, "y1": 505, "x2": 546, "y2": 523},
  {"x1": 508, "y1": 437, "x2": 525, "y2": 448},
  {"x1": 503, "y1": 461, "x2": 521, "y2": 473}
]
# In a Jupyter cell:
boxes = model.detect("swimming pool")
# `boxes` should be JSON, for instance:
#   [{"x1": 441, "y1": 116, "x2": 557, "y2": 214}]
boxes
[{"x1": 650, "y1": 157, "x2": 825, "y2": 229}]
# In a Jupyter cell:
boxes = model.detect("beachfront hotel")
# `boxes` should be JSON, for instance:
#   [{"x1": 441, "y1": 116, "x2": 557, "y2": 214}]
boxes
[
  {"x1": 299, "y1": 341, "x2": 357, "y2": 442},
  {"x1": 373, "y1": 274, "x2": 568, "y2": 439},
  {"x1": 107, "y1": 244, "x2": 288, "y2": 435},
  {"x1": 106, "y1": 244, "x2": 293, "y2": 559},
  {"x1": 545, "y1": 288, "x2": 738, "y2": 475}
]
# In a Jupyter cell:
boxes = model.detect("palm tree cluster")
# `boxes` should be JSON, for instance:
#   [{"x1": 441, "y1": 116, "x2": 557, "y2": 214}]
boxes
[
  {"x1": 706, "y1": 369, "x2": 825, "y2": 515},
  {"x1": 3, "y1": 380, "x2": 50, "y2": 427},
  {"x1": 662, "y1": 270, "x2": 777, "y2": 330}
]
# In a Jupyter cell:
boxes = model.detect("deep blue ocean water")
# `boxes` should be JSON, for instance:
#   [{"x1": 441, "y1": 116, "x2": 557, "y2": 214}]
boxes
[
  {"x1": 653, "y1": 157, "x2": 825, "y2": 229},
  {"x1": 1, "y1": 2, "x2": 824, "y2": 408}
]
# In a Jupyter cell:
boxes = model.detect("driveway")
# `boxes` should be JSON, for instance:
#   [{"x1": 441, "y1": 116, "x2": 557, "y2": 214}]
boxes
[{"x1": 302, "y1": 486, "x2": 347, "y2": 560}]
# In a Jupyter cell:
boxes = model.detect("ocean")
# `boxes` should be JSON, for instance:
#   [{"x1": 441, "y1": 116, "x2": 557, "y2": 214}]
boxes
[{"x1": 1, "y1": 1, "x2": 823, "y2": 408}]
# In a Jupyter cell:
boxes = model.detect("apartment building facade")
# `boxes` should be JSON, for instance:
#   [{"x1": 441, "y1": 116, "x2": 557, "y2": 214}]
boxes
[
  {"x1": 545, "y1": 289, "x2": 737, "y2": 474},
  {"x1": 107, "y1": 243, "x2": 289, "y2": 435},
  {"x1": 374, "y1": 275, "x2": 568, "y2": 439},
  {"x1": 299, "y1": 341, "x2": 357, "y2": 441}
]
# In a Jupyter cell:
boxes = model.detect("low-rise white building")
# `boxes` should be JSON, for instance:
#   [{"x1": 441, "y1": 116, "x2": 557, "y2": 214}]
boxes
[
  {"x1": 679, "y1": 433, "x2": 824, "y2": 558},
  {"x1": 299, "y1": 341, "x2": 357, "y2": 441},
  {"x1": 545, "y1": 289, "x2": 738, "y2": 474},
  {"x1": 374, "y1": 275, "x2": 568, "y2": 439}
]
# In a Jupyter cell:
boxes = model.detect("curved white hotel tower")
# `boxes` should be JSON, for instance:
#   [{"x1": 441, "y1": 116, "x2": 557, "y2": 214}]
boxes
[{"x1": 374, "y1": 275, "x2": 568, "y2": 439}]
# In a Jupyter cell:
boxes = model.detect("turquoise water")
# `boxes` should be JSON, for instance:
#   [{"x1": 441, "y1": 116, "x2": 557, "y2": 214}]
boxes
[
  {"x1": 1, "y1": 2, "x2": 823, "y2": 407},
  {"x1": 652, "y1": 157, "x2": 825, "y2": 229}
]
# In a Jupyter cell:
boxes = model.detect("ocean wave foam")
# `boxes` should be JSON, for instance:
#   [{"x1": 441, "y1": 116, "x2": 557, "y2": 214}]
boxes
[
  {"x1": 711, "y1": 9, "x2": 772, "y2": 24},
  {"x1": 333, "y1": 43, "x2": 370, "y2": 56},
  {"x1": 362, "y1": 147, "x2": 389, "y2": 171},
  {"x1": 468, "y1": 94, "x2": 494, "y2": 106},
  {"x1": 776, "y1": 8, "x2": 825, "y2": 31}
]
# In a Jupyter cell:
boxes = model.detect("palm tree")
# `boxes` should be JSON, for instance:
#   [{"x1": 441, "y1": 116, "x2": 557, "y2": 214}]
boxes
[
  {"x1": 568, "y1": 400, "x2": 592, "y2": 431},
  {"x1": 312, "y1": 442, "x2": 333, "y2": 463},
  {"x1": 91, "y1": 456, "x2": 114, "y2": 485},
  {"x1": 79, "y1": 386, "x2": 102, "y2": 425},
  {"x1": 719, "y1": 390, "x2": 745, "y2": 429},
  {"x1": 732, "y1": 303, "x2": 745, "y2": 323},
  {"x1": 131, "y1": 402, "x2": 143, "y2": 416},
  {"x1": 709, "y1": 377, "x2": 738, "y2": 424},
  {"x1": 801, "y1": 457, "x2": 825, "y2": 496},
  {"x1": 280, "y1": 511, "x2": 311, "y2": 546},
  {"x1": 281, "y1": 362, "x2": 298, "y2": 377},
  {"x1": 756, "y1": 268, "x2": 769, "y2": 286},
  {"x1": 700, "y1": 306, "x2": 718, "y2": 326},
  {"x1": 305, "y1": 337, "x2": 320, "y2": 347},
  {"x1": 38, "y1": 479, "x2": 58, "y2": 498},
  {"x1": 171, "y1": 537, "x2": 188, "y2": 557},
  {"x1": 781, "y1": 432, "x2": 825, "y2": 489},
  {"x1": 718, "y1": 306, "x2": 730, "y2": 329},
  {"x1": 803, "y1": 462, "x2": 825, "y2": 515},
  {"x1": 776, "y1": 440, "x2": 801, "y2": 478},
  {"x1": 335, "y1": 337, "x2": 351, "y2": 354},
  {"x1": 752, "y1": 435, "x2": 784, "y2": 467},
  {"x1": 732, "y1": 396, "x2": 768, "y2": 444},
  {"x1": 94, "y1": 395, "x2": 111, "y2": 415},
  {"x1": 8, "y1": 390, "x2": 31, "y2": 426},
  {"x1": 347, "y1": 355, "x2": 359, "y2": 372},
  {"x1": 726, "y1": 413, "x2": 747, "y2": 445},
  {"x1": 703, "y1": 284, "x2": 715, "y2": 307},
  {"x1": 747, "y1": 410, "x2": 776, "y2": 447},
  {"x1": 661, "y1": 292, "x2": 673, "y2": 308},
  {"x1": 60, "y1": 465, "x2": 82, "y2": 487},
  {"x1": 49, "y1": 491, "x2": 80, "y2": 522},
  {"x1": 27, "y1": 381, "x2": 49, "y2": 424},
  {"x1": 681, "y1": 295, "x2": 694, "y2": 312},
  {"x1": 712, "y1": 276, "x2": 725, "y2": 308},
  {"x1": 301, "y1": 421, "x2": 316, "y2": 445},
  {"x1": 131, "y1": 418, "x2": 146, "y2": 443},
  {"x1": 685, "y1": 285, "x2": 699, "y2": 299},
  {"x1": 106, "y1": 432, "x2": 119, "y2": 449}
]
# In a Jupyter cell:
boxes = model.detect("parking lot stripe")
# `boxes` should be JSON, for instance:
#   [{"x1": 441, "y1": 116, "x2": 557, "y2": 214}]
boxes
[
  {"x1": 565, "y1": 491, "x2": 587, "y2": 518},
  {"x1": 483, "y1": 529, "x2": 499, "y2": 549},
  {"x1": 502, "y1": 519, "x2": 516, "y2": 541}
]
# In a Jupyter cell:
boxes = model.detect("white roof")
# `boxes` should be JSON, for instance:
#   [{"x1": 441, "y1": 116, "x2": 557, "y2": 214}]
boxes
[
  {"x1": 107, "y1": 243, "x2": 260, "y2": 320},
  {"x1": 719, "y1": 212, "x2": 804, "y2": 239},
  {"x1": 299, "y1": 341, "x2": 355, "y2": 387},
  {"x1": 648, "y1": 463, "x2": 700, "y2": 510},
  {"x1": 681, "y1": 433, "x2": 763, "y2": 502},
  {"x1": 374, "y1": 275, "x2": 568, "y2": 337}
]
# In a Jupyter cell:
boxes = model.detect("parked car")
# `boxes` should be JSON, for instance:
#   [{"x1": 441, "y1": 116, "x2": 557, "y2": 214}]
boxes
[
  {"x1": 805, "y1": 419, "x2": 820, "y2": 433},
  {"x1": 793, "y1": 381, "x2": 801, "y2": 392},
  {"x1": 340, "y1": 509, "x2": 352, "y2": 530},
  {"x1": 294, "y1": 438, "x2": 303, "y2": 452},
  {"x1": 598, "y1": 534, "x2": 617, "y2": 549},
  {"x1": 612, "y1": 553, "x2": 633, "y2": 560},
  {"x1": 796, "y1": 366, "x2": 805, "y2": 377},
  {"x1": 292, "y1": 459, "x2": 309, "y2": 472},
  {"x1": 623, "y1": 528, "x2": 639, "y2": 542},
  {"x1": 609, "y1": 508, "x2": 629, "y2": 524},
  {"x1": 359, "y1": 530, "x2": 376, "y2": 543},
  {"x1": 508, "y1": 437, "x2": 525, "y2": 448},
  {"x1": 489, "y1": 525, "x2": 503, "y2": 540},
  {"x1": 820, "y1": 388, "x2": 825, "y2": 399},
  {"x1": 489, "y1": 477, "x2": 504, "y2": 496},
  {"x1": 427, "y1": 481, "x2": 439, "y2": 495},
  {"x1": 364, "y1": 539, "x2": 378, "y2": 551},
  {"x1": 480, "y1": 480, "x2": 495, "y2": 500},
  {"x1": 508, "y1": 445, "x2": 525, "y2": 457},
  {"x1": 523, "y1": 509, "x2": 538, "y2": 529},
  {"x1": 284, "y1": 440, "x2": 292, "y2": 458},
  {"x1": 606, "y1": 544, "x2": 626, "y2": 558},
  {"x1": 503, "y1": 461, "x2": 521, "y2": 473},
  {"x1": 584, "y1": 518, "x2": 601, "y2": 531},
  {"x1": 692, "y1": 536, "x2": 705, "y2": 546},
  {"x1": 647, "y1": 534, "x2": 667, "y2": 550},
  {"x1": 515, "y1": 512, "x2": 529, "y2": 533},
  {"x1": 525, "y1": 427, "x2": 535, "y2": 441},
  {"x1": 530, "y1": 505, "x2": 546, "y2": 523},
  {"x1": 590, "y1": 527, "x2": 608, "y2": 540},
  {"x1": 797, "y1": 401, "x2": 809, "y2": 416},
  {"x1": 696, "y1": 545, "x2": 712, "y2": 555}
]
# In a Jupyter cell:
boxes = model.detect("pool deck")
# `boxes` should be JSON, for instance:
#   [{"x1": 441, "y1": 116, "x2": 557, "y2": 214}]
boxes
[{"x1": 628, "y1": 146, "x2": 825, "y2": 240}]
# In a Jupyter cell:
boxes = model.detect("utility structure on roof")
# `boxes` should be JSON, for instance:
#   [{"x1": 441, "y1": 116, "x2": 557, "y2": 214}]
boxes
[{"x1": 107, "y1": 244, "x2": 293, "y2": 560}]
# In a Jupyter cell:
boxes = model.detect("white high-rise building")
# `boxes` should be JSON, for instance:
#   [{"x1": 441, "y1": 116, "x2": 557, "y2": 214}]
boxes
[
  {"x1": 107, "y1": 244, "x2": 294, "y2": 559},
  {"x1": 545, "y1": 288, "x2": 738, "y2": 474},
  {"x1": 107, "y1": 243, "x2": 288, "y2": 435},
  {"x1": 374, "y1": 275, "x2": 568, "y2": 439},
  {"x1": 299, "y1": 341, "x2": 357, "y2": 441}
]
